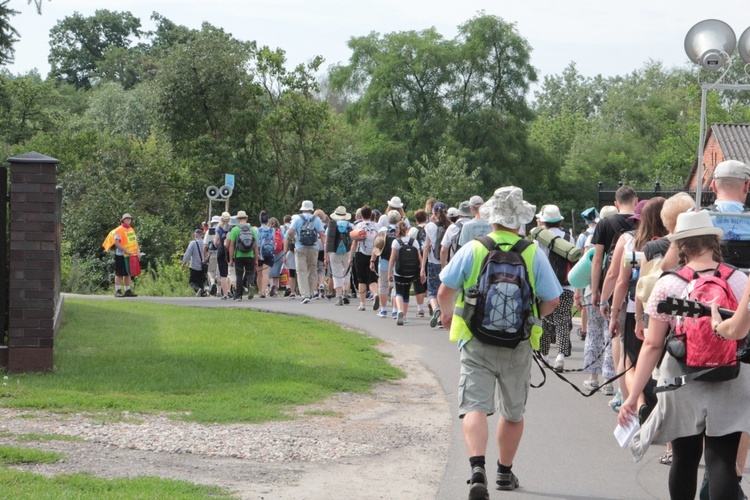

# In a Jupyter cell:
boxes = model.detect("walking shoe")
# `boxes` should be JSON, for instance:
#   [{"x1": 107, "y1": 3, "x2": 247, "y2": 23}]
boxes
[
  {"x1": 608, "y1": 390, "x2": 623, "y2": 412},
  {"x1": 577, "y1": 328, "x2": 587, "y2": 341},
  {"x1": 123, "y1": 289, "x2": 137, "y2": 297},
  {"x1": 114, "y1": 289, "x2": 124, "y2": 297},
  {"x1": 582, "y1": 378, "x2": 600, "y2": 391},
  {"x1": 372, "y1": 295, "x2": 380, "y2": 311},
  {"x1": 335, "y1": 297, "x2": 344, "y2": 306},
  {"x1": 467, "y1": 466, "x2": 489, "y2": 500},
  {"x1": 289, "y1": 293, "x2": 296, "y2": 298},
  {"x1": 233, "y1": 296, "x2": 242, "y2": 301},
  {"x1": 284, "y1": 288, "x2": 292, "y2": 297},
  {"x1": 428, "y1": 303, "x2": 434, "y2": 316},
  {"x1": 396, "y1": 312, "x2": 404, "y2": 326},
  {"x1": 301, "y1": 297, "x2": 311, "y2": 304},
  {"x1": 377, "y1": 310, "x2": 388, "y2": 318},
  {"x1": 601, "y1": 383, "x2": 615, "y2": 396},
  {"x1": 430, "y1": 308, "x2": 441, "y2": 328},
  {"x1": 247, "y1": 286, "x2": 254, "y2": 300},
  {"x1": 417, "y1": 310, "x2": 425, "y2": 318},
  {"x1": 259, "y1": 293, "x2": 266, "y2": 298},
  {"x1": 496, "y1": 471, "x2": 519, "y2": 491},
  {"x1": 343, "y1": 295, "x2": 350, "y2": 305},
  {"x1": 553, "y1": 359, "x2": 564, "y2": 372},
  {"x1": 210, "y1": 283, "x2": 218, "y2": 296},
  {"x1": 358, "y1": 304, "x2": 366, "y2": 311},
  {"x1": 221, "y1": 295, "x2": 230, "y2": 300},
  {"x1": 392, "y1": 311, "x2": 398, "y2": 319}
]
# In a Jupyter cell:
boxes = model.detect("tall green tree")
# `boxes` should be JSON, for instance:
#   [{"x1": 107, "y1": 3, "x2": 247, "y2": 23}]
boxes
[
  {"x1": 0, "y1": 1, "x2": 19, "y2": 66},
  {"x1": 48, "y1": 9, "x2": 143, "y2": 89}
]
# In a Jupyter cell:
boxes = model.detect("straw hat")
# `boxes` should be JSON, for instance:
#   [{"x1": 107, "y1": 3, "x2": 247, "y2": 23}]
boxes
[
  {"x1": 479, "y1": 186, "x2": 536, "y2": 229},
  {"x1": 236, "y1": 210, "x2": 248, "y2": 219},
  {"x1": 220, "y1": 211, "x2": 231, "y2": 222},
  {"x1": 636, "y1": 258, "x2": 663, "y2": 304},
  {"x1": 330, "y1": 206, "x2": 351, "y2": 221},
  {"x1": 372, "y1": 233, "x2": 386, "y2": 256},
  {"x1": 668, "y1": 211, "x2": 723, "y2": 241}
]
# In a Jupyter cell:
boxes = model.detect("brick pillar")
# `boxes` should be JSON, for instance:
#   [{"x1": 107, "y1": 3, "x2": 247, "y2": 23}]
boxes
[{"x1": 7, "y1": 152, "x2": 61, "y2": 372}]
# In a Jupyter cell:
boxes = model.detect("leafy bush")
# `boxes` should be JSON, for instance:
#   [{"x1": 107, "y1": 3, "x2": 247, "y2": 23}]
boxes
[{"x1": 133, "y1": 254, "x2": 193, "y2": 297}]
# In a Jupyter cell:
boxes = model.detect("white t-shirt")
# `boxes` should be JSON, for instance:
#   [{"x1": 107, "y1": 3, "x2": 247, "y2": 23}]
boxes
[
  {"x1": 390, "y1": 236, "x2": 420, "y2": 277},
  {"x1": 424, "y1": 221, "x2": 441, "y2": 265},
  {"x1": 354, "y1": 221, "x2": 380, "y2": 256},
  {"x1": 442, "y1": 217, "x2": 472, "y2": 248}
]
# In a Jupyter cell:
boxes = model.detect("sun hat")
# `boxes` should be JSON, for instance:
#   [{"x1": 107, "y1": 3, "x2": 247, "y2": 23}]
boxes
[
  {"x1": 469, "y1": 195, "x2": 484, "y2": 208},
  {"x1": 300, "y1": 200, "x2": 314, "y2": 212},
  {"x1": 330, "y1": 206, "x2": 351, "y2": 221},
  {"x1": 599, "y1": 205, "x2": 618, "y2": 219},
  {"x1": 627, "y1": 200, "x2": 649, "y2": 222},
  {"x1": 387, "y1": 209, "x2": 402, "y2": 224},
  {"x1": 121, "y1": 213, "x2": 133, "y2": 221},
  {"x1": 220, "y1": 211, "x2": 231, "y2": 222},
  {"x1": 210, "y1": 215, "x2": 221, "y2": 224},
  {"x1": 635, "y1": 257, "x2": 664, "y2": 304},
  {"x1": 668, "y1": 211, "x2": 723, "y2": 241},
  {"x1": 386, "y1": 196, "x2": 403, "y2": 209},
  {"x1": 581, "y1": 207, "x2": 599, "y2": 222},
  {"x1": 456, "y1": 201, "x2": 472, "y2": 217},
  {"x1": 479, "y1": 186, "x2": 536, "y2": 230},
  {"x1": 539, "y1": 204, "x2": 564, "y2": 223},
  {"x1": 372, "y1": 233, "x2": 386, "y2": 256},
  {"x1": 433, "y1": 201, "x2": 447, "y2": 214},
  {"x1": 535, "y1": 205, "x2": 547, "y2": 220},
  {"x1": 236, "y1": 210, "x2": 248, "y2": 219},
  {"x1": 713, "y1": 159, "x2": 750, "y2": 180}
]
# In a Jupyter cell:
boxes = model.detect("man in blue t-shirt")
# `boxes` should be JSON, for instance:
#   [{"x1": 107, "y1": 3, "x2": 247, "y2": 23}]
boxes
[{"x1": 287, "y1": 200, "x2": 326, "y2": 304}]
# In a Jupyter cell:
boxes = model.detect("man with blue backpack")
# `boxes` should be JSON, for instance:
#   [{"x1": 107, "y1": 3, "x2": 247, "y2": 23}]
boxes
[
  {"x1": 326, "y1": 206, "x2": 354, "y2": 306},
  {"x1": 437, "y1": 186, "x2": 561, "y2": 499},
  {"x1": 287, "y1": 200, "x2": 326, "y2": 304}
]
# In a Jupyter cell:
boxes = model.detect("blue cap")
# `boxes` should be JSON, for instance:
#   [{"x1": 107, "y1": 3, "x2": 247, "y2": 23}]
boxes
[
  {"x1": 433, "y1": 202, "x2": 447, "y2": 214},
  {"x1": 581, "y1": 207, "x2": 598, "y2": 222}
]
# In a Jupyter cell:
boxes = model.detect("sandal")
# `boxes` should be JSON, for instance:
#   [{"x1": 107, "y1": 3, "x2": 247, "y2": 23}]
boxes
[{"x1": 659, "y1": 451, "x2": 672, "y2": 466}]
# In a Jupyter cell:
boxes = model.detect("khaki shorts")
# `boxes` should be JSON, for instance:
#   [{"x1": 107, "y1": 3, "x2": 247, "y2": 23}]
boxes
[{"x1": 458, "y1": 338, "x2": 532, "y2": 422}]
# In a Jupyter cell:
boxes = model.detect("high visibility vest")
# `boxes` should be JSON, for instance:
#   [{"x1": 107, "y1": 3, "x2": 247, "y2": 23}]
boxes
[
  {"x1": 114, "y1": 225, "x2": 139, "y2": 254},
  {"x1": 449, "y1": 231, "x2": 540, "y2": 346}
]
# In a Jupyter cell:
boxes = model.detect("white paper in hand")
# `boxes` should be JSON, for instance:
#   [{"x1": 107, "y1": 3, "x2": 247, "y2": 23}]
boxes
[{"x1": 614, "y1": 415, "x2": 640, "y2": 448}]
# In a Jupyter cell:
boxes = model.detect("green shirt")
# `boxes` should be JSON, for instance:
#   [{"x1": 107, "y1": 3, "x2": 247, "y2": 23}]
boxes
[{"x1": 228, "y1": 224, "x2": 258, "y2": 258}]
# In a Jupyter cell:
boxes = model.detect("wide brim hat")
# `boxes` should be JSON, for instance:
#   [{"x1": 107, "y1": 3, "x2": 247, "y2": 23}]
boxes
[
  {"x1": 635, "y1": 257, "x2": 663, "y2": 304},
  {"x1": 669, "y1": 211, "x2": 723, "y2": 241},
  {"x1": 220, "y1": 211, "x2": 231, "y2": 222},
  {"x1": 480, "y1": 186, "x2": 536, "y2": 230},
  {"x1": 372, "y1": 233, "x2": 386, "y2": 256},
  {"x1": 121, "y1": 213, "x2": 133, "y2": 221},
  {"x1": 210, "y1": 215, "x2": 221, "y2": 224},
  {"x1": 330, "y1": 206, "x2": 351, "y2": 221},
  {"x1": 581, "y1": 207, "x2": 599, "y2": 222},
  {"x1": 387, "y1": 196, "x2": 403, "y2": 209},
  {"x1": 236, "y1": 210, "x2": 248, "y2": 219},
  {"x1": 300, "y1": 200, "x2": 314, "y2": 212},
  {"x1": 539, "y1": 204, "x2": 564, "y2": 223},
  {"x1": 456, "y1": 201, "x2": 472, "y2": 217}
]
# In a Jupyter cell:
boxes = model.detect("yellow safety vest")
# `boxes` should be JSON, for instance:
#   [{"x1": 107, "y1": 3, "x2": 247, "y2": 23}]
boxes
[
  {"x1": 449, "y1": 231, "x2": 542, "y2": 349},
  {"x1": 114, "y1": 225, "x2": 139, "y2": 254}
]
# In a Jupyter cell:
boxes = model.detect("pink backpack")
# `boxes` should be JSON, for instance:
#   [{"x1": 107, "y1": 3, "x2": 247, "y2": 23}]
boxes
[{"x1": 668, "y1": 264, "x2": 742, "y2": 382}]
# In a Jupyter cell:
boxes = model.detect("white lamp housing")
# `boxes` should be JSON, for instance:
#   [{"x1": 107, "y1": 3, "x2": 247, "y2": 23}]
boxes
[
  {"x1": 739, "y1": 26, "x2": 750, "y2": 64},
  {"x1": 684, "y1": 19, "x2": 736, "y2": 71}
]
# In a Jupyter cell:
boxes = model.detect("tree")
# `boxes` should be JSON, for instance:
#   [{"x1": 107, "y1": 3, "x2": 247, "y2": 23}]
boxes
[
  {"x1": 48, "y1": 10, "x2": 143, "y2": 89},
  {"x1": 0, "y1": 1, "x2": 19, "y2": 66},
  {"x1": 0, "y1": 70, "x2": 62, "y2": 144}
]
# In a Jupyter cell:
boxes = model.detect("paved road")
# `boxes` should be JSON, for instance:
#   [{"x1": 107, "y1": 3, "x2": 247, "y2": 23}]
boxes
[{"x1": 82, "y1": 293, "x2": 672, "y2": 499}]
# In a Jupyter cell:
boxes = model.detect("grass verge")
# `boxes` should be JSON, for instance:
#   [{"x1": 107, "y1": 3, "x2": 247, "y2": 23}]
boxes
[{"x1": 0, "y1": 298, "x2": 403, "y2": 423}]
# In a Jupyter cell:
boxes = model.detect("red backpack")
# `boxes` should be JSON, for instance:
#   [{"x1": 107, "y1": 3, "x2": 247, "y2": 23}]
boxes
[
  {"x1": 273, "y1": 228, "x2": 284, "y2": 254},
  {"x1": 667, "y1": 264, "x2": 742, "y2": 382}
]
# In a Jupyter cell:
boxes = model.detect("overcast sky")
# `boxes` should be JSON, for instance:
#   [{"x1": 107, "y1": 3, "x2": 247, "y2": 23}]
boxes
[{"x1": 7, "y1": 0, "x2": 750, "y2": 87}]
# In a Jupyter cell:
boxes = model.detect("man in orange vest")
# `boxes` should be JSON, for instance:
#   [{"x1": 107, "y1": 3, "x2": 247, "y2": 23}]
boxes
[{"x1": 112, "y1": 213, "x2": 139, "y2": 297}]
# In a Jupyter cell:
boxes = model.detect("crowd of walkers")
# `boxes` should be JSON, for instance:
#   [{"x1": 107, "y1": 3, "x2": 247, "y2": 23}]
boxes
[{"x1": 172, "y1": 169, "x2": 750, "y2": 500}]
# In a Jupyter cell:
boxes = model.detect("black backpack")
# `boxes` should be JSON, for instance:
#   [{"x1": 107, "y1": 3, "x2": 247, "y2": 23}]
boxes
[
  {"x1": 298, "y1": 215, "x2": 318, "y2": 246},
  {"x1": 236, "y1": 225, "x2": 255, "y2": 253},
  {"x1": 432, "y1": 224, "x2": 447, "y2": 261},
  {"x1": 415, "y1": 225, "x2": 426, "y2": 252},
  {"x1": 462, "y1": 237, "x2": 534, "y2": 348},
  {"x1": 547, "y1": 229, "x2": 572, "y2": 287},
  {"x1": 395, "y1": 238, "x2": 420, "y2": 278},
  {"x1": 601, "y1": 216, "x2": 634, "y2": 282},
  {"x1": 380, "y1": 227, "x2": 397, "y2": 260}
]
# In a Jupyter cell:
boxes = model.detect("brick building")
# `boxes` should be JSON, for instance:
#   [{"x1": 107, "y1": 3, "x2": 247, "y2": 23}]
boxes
[{"x1": 685, "y1": 123, "x2": 750, "y2": 190}]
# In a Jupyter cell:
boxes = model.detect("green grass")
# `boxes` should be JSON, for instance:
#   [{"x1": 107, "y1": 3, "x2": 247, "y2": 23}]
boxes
[
  {"x1": 14, "y1": 434, "x2": 84, "y2": 443},
  {"x1": 0, "y1": 299, "x2": 403, "y2": 423},
  {"x1": 0, "y1": 468, "x2": 232, "y2": 498},
  {"x1": 0, "y1": 445, "x2": 64, "y2": 465}
]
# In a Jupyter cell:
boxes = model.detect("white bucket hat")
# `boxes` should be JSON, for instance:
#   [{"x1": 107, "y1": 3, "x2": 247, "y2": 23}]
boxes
[
  {"x1": 480, "y1": 186, "x2": 536, "y2": 230},
  {"x1": 386, "y1": 196, "x2": 403, "y2": 209},
  {"x1": 669, "y1": 211, "x2": 723, "y2": 241},
  {"x1": 300, "y1": 200, "x2": 314, "y2": 212},
  {"x1": 330, "y1": 206, "x2": 351, "y2": 221},
  {"x1": 539, "y1": 204, "x2": 564, "y2": 223}
]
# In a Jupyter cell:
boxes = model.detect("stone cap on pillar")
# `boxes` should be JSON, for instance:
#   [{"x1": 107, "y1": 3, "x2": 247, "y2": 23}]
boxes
[{"x1": 7, "y1": 152, "x2": 60, "y2": 165}]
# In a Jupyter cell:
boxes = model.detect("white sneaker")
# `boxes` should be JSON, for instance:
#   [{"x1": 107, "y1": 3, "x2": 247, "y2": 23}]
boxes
[{"x1": 582, "y1": 378, "x2": 600, "y2": 391}]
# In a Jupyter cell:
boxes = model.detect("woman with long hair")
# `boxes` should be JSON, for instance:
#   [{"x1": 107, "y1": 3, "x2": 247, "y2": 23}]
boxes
[
  {"x1": 388, "y1": 221, "x2": 421, "y2": 325},
  {"x1": 618, "y1": 211, "x2": 750, "y2": 499},
  {"x1": 421, "y1": 202, "x2": 449, "y2": 328}
]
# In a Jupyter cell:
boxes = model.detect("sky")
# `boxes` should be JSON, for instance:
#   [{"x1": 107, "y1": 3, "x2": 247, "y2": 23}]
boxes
[{"x1": 6, "y1": 0, "x2": 750, "y2": 90}]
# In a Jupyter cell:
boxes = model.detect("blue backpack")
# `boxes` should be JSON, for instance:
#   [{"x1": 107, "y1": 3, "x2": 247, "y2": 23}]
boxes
[
  {"x1": 335, "y1": 221, "x2": 352, "y2": 254},
  {"x1": 257, "y1": 226, "x2": 275, "y2": 260},
  {"x1": 462, "y1": 236, "x2": 533, "y2": 348}
]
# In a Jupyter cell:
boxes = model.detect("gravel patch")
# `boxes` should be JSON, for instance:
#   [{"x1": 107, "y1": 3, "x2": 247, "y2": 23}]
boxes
[{"x1": 0, "y1": 342, "x2": 451, "y2": 499}]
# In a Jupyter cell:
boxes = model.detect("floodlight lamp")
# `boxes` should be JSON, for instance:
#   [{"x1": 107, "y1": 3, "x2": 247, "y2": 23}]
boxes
[
  {"x1": 739, "y1": 26, "x2": 750, "y2": 65},
  {"x1": 684, "y1": 19, "x2": 736, "y2": 71}
]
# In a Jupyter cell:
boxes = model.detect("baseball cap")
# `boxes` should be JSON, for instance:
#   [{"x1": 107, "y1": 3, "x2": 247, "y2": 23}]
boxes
[{"x1": 713, "y1": 160, "x2": 750, "y2": 181}]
